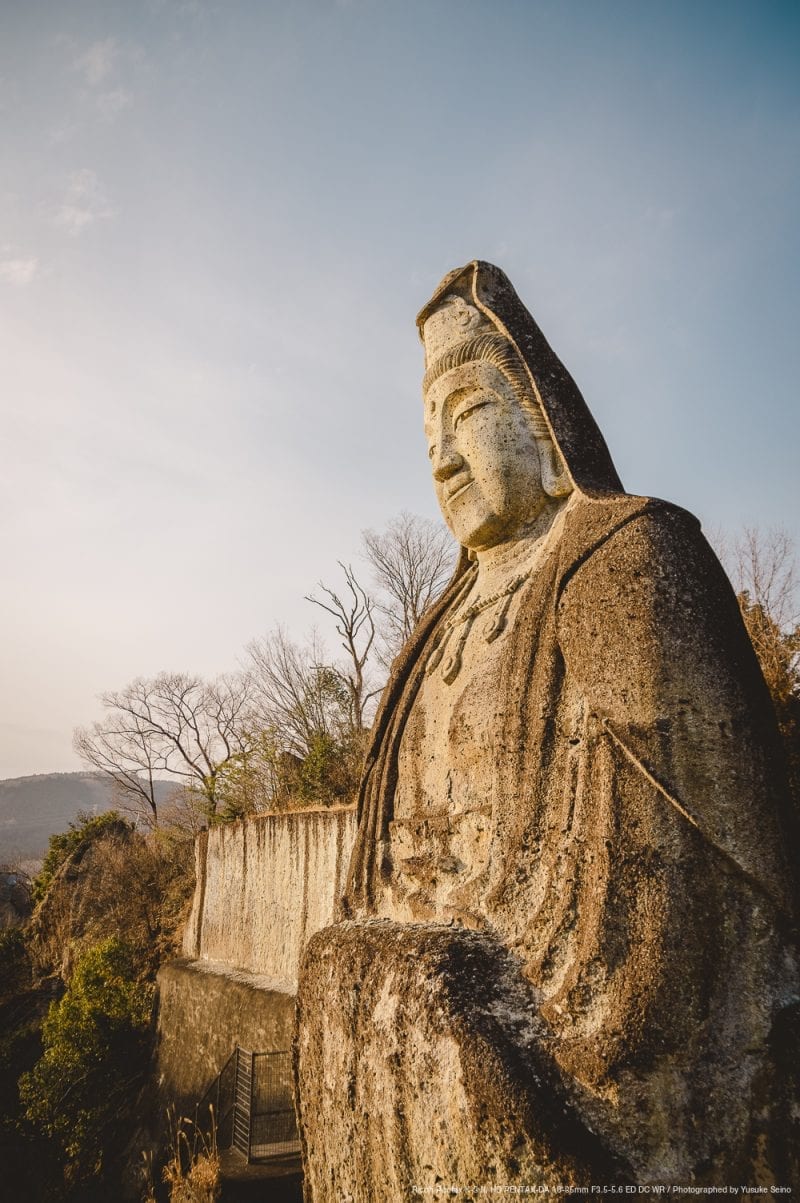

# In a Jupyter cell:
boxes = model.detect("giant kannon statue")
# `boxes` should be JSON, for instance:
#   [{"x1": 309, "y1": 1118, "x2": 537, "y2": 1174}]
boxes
[{"x1": 296, "y1": 261, "x2": 799, "y2": 1198}]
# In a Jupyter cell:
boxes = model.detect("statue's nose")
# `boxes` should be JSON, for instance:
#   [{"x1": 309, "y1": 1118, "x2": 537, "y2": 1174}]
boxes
[{"x1": 432, "y1": 443, "x2": 465, "y2": 482}]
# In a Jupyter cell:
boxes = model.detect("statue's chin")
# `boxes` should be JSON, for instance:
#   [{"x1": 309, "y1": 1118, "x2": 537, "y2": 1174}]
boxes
[
  {"x1": 443, "y1": 499, "x2": 514, "y2": 551},
  {"x1": 446, "y1": 501, "x2": 557, "y2": 555}
]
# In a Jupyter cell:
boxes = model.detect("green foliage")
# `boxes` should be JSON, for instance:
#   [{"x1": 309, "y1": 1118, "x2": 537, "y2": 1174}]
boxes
[
  {"x1": 32, "y1": 810, "x2": 132, "y2": 904},
  {"x1": 212, "y1": 662, "x2": 366, "y2": 817},
  {"x1": 213, "y1": 757, "x2": 251, "y2": 821},
  {"x1": 300, "y1": 731, "x2": 340, "y2": 799},
  {"x1": 212, "y1": 732, "x2": 290, "y2": 819},
  {"x1": 19, "y1": 936, "x2": 153, "y2": 1175},
  {"x1": 299, "y1": 729, "x2": 363, "y2": 803},
  {"x1": 27, "y1": 815, "x2": 194, "y2": 989},
  {"x1": 213, "y1": 724, "x2": 365, "y2": 817},
  {"x1": 0, "y1": 925, "x2": 25, "y2": 965},
  {"x1": 5, "y1": 818, "x2": 193, "y2": 1198},
  {"x1": 0, "y1": 926, "x2": 31, "y2": 1006}
]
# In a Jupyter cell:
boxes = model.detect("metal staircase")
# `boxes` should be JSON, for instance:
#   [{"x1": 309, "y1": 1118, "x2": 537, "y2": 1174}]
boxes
[
  {"x1": 197, "y1": 1045, "x2": 300, "y2": 1164},
  {"x1": 232, "y1": 1048, "x2": 253, "y2": 1157}
]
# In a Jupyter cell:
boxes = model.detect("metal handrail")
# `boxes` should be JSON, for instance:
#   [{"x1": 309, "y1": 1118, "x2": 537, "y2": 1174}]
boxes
[
  {"x1": 192, "y1": 1045, "x2": 299, "y2": 1164},
  {"x1": 196, "y1": 1045, "x2": 238, "y2": 1117}
]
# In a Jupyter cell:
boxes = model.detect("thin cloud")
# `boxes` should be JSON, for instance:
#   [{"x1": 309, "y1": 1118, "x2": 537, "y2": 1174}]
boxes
[
  {"x1": 0, "y1": 256, "x2": 38, "y2": 286},
  {"x1": 144, "y1": 0, "x2": 215, "y2": 23},
  {"x1": 54, "y1": 169, "x2": 113, "y2": 236},
  {"x1": 73, "y1": 38, "x2": 118, "y2": 86},
  {"x1": 95, "y1": 88, "x2": 133, "y2": 121},
  {"x1": 49, "y1": 119, "x2": 80, "y2": 145},
  {"x1": 67, "y1": 37, "x2": 137, "y2": 124}
]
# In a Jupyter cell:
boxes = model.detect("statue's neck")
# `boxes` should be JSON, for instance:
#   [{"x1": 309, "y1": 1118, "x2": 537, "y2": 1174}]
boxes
[{"x1": 472, "y1": 499, "x2": 566, "y2": 594}]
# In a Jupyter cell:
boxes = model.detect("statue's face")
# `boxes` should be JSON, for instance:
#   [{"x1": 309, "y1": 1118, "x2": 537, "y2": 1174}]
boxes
[{"x1": 424, "y1": 361, "x2": 553, "y2": 551}]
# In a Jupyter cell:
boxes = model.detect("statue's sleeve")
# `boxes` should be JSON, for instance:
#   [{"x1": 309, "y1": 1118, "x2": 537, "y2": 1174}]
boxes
[{"x1": 555, "y1": 503, "x2": 792, "y2": 916}]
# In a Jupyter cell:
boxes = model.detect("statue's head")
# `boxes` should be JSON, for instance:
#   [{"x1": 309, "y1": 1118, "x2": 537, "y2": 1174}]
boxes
[{"x1": 420, "y1": 293, "x2": 573, "y2": 552}]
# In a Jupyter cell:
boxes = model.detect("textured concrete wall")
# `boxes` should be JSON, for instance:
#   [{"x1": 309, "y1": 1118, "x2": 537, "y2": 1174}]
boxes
[
  {"x1": 183, "y1": 807, "x2": 357, "y2": 990},
  {"x1": 155, "y1": 959, "x2": 296, "y2": 1110}
]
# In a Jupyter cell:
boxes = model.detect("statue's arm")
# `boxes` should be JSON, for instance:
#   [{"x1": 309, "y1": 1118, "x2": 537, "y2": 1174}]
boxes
[{"x1": 555, "y1": 503, "x2": 792, "y2": 912}]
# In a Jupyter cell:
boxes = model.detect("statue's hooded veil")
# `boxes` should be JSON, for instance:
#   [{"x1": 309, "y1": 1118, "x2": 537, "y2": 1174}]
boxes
[{"x1": 416, "y1": 260, "x2": 624, "y2": 500}]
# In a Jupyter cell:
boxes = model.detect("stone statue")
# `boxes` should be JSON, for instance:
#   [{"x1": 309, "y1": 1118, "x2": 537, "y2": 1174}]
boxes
[{"x1": 296, "y1": 262, "x2": 799, "y2": 1198}]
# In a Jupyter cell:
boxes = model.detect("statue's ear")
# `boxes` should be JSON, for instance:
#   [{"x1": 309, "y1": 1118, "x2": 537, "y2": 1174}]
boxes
[{"x1": 538, "y1": 440, "x2": 573, "y2": 498}]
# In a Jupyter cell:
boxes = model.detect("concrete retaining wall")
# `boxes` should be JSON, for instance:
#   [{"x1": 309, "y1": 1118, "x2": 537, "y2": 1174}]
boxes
[{"x1": 183, "y1": 807, "x2": 358, "y2": 990}]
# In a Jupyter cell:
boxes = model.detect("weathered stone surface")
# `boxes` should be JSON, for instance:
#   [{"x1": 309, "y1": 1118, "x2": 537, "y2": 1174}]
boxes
[
  {"x1": 127, "y1": 960, "x2": 297, "y2": 1200},
  {"x1": 297, "y1": 262, "x2": 800, "y2": 1194},
  {"x1": 183, "y1": 807, "x2": 356, "y2": 989},
  {"x1": 297, "y1": 921, "x2": 626, "y2": 1202}
]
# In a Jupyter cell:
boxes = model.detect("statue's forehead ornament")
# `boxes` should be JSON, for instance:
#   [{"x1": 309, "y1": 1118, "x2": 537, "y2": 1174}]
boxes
[{"x1": 421, "y1": 294, "x2": 495, "y2": 369}]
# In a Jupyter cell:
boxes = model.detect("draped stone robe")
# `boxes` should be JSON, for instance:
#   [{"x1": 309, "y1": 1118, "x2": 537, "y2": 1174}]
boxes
[{"x1": 298, "y1": 492, "x2": 798, "y2": 1191}]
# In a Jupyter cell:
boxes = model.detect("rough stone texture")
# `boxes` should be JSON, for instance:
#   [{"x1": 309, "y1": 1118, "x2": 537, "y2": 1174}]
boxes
[
  {"x1": 154, "y1": 807, "x2": 356, "y2": 1104},
  {"x1": 155, "y1": 959, "x2": 295, "y2": 1112},
  {"x1": 297, "y1": 262, "x2": 800, "y2": 1195},
  {"x1": 126, "y1": 960, "x2": 297, "y2": 1200},
  {"x1": 297, "y1": 921, "x2": 626, "y2": 1203},
  {"x1": 26, "y1": 816, "x2": 136, "y2": 979},
  {"x1": 183, "y1": 807, "x2": 356, "y2": 989}
]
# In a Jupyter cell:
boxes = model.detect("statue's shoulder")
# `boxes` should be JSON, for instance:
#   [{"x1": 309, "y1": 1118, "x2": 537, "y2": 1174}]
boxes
[{"x1": 558, "y1": 492, "x2": 705, "y2": 592}]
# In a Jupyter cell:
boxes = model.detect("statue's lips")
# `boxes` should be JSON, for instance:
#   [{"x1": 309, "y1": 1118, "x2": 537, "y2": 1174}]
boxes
[{"x1": 446, "y1": 478, "x2": 473, "y2": 504}]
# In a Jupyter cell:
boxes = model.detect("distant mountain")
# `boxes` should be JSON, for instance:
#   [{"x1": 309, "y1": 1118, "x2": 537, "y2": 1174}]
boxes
[{"x1": 0, "y1": 772, "x2": 176, "y2": 865}]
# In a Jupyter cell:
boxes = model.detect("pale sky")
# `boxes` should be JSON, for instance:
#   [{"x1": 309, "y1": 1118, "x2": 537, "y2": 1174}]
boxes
[{"x1": 2, "y1": 0, "x2": 799, "y2": 778}]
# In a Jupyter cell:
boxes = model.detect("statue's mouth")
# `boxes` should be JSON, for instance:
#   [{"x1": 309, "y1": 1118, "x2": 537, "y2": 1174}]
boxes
[{"x1": 446, "y1": 477, "x2": 473, "y2": 503}]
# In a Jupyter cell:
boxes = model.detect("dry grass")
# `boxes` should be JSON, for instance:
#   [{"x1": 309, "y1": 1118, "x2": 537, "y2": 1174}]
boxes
[{"x1": 143, "y1": 1107, "x2": 220, "y2": 1203}]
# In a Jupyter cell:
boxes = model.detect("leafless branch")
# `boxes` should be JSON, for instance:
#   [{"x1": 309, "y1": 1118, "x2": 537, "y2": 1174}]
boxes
[
  {"x1": 306, "y1": 563, "x2": 377, "y2": 732},
  {"x1": 73, "y1": 671, "x2": 255, "y2": 820},
  {"x1": 362, "y1": 511, "x2": 456, "y2": 664}
]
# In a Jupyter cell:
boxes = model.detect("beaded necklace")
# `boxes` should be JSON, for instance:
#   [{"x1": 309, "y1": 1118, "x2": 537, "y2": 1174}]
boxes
[{"x1": 425, "y1": 566, "x2": 533, "y2": 685}]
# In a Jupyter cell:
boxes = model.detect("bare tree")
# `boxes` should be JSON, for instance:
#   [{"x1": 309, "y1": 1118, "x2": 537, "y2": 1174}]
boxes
[
  {"x1": 246, "y1": 628, "x2": 361, "y2": 807},
  {"x1": 717, "y1": 526, "x2": 800, "y2": 807},
  {"x1": 306, "y1": 563, "x2": 380, "y2": 734},
  {"x1": 73, "y1": 720, "x2": 166, "y2": 826},
  {"x1": 362, "y1": 511, "x2": 457, "y2": 663},
  {"x1": 74, "y1": 671, "x2": 254, "y2": 822},
  {"x1": 247, "y1": 630, "x2": 346, "y2": 759},
  {"x1": 730, "y1": 527, "x2": 799, "y2": 707}
]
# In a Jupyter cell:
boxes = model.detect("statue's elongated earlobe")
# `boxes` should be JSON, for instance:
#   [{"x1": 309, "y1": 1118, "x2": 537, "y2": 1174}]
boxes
[{"x1": 539, "y1": 441, "x2": 574, "y2": 499}]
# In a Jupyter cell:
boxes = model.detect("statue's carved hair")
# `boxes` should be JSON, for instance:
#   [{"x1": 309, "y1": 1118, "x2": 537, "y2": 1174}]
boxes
[{"x1": 422, "y1": 333, "x2": 551, "y2": 441}]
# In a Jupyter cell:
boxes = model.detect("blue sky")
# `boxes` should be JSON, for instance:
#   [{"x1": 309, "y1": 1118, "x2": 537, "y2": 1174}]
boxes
[{"x1": 1, "y1": 0, "x2": 798, "y2": 777}]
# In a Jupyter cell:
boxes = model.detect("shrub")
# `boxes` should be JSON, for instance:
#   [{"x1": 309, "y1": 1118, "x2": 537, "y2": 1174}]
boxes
[
  {"x1": 19, "y1": 936, "x2": 153, "y2": 1180},
  {"x1": 28, "y1": 814, "x2": 195, "y2": 984},
  {"x1": 0, "y1": 927, "x2": 28, "y2": 998},
  {"x1": 32, "y1": 810, "x2": 131, "y2": 905}
]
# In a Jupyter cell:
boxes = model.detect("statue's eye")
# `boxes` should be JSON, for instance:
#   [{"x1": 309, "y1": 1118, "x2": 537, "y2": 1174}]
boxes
[
  {"x1": 453, "y1": 399, "x2": 490, "y2": 429},
  {"x1": 428, "y1": 443, "x2": 436, "y2": 461}
]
